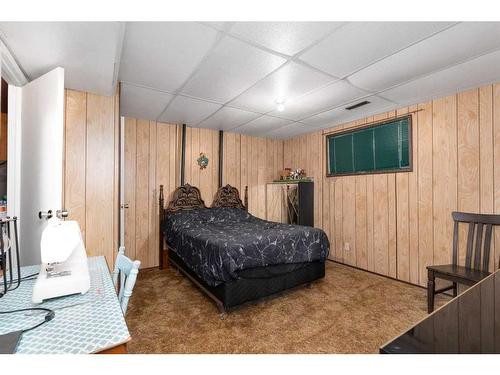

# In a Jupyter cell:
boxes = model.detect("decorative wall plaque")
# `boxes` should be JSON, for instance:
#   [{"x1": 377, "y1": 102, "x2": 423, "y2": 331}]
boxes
[{"x1": 197, "y1": 153, "x2": 209, "y2": 170}]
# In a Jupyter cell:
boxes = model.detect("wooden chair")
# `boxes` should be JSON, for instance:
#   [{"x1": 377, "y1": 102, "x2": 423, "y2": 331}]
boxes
[
  {"x1": 427, "y1": 211, "x2": 500, "y2": 313},
  {"x1": 112, "y1": 246, "x2": 141, "y2": 315}
]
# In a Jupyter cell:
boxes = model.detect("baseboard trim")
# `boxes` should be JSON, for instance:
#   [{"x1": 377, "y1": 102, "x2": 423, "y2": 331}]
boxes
[{"x1": 327, "y1": 259, "x2": 456, "y2": 298}]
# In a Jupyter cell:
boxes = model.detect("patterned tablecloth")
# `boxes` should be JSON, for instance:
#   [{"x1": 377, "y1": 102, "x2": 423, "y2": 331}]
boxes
[{"x1": 0, "y1": 256, "x2": 130, "y2": 353}]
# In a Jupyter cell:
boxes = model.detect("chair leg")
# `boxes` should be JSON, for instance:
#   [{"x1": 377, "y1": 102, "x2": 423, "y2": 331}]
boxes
[
  {"x1": 452, "y1": 282, "x2": 458, "y2": 297},
  {"x1": 427, "y1": 270, "x2": 435, "y2": 314}
]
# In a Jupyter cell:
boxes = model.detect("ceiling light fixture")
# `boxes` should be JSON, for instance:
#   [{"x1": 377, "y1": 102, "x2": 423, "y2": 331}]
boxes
[{"x1": 276, "y1": 98, "x2": 286, "y2": 112}]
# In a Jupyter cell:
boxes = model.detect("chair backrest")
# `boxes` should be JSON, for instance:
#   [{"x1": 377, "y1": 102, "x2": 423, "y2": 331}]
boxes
[
  {"x1": 451, "y1": 212, "x2": 500, "y2": 272},
  {"x1": 112, "y1": 246, "x2": 141, "y2": 315}
]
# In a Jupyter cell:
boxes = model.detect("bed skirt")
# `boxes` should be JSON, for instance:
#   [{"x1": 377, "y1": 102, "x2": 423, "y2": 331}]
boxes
[{"x1": 168, "y1": 248, "x2": 325, "y2": 311}]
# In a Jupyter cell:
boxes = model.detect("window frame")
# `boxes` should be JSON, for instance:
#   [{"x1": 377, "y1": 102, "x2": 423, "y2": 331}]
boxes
[{"x1": 325, "y1": 115, "x2": 413, "y2": 178}]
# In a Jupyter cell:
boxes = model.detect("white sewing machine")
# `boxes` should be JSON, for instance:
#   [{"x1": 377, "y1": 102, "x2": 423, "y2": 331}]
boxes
[{"x1": 32, "y1": 218, "x2": 90, "y2": 303}]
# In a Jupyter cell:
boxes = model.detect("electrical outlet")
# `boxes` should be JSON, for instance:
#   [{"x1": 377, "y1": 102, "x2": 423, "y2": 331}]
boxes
[{"x1": 344, "y1": 242, "x2": 350, "y2": 252}]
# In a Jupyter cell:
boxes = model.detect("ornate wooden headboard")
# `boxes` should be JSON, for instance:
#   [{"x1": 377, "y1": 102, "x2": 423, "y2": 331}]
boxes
[
  {"x1": 159, "y1": 184, "x2": 206, "y2": 214},
  {"x1": 158, "y1": 183, "x2": 248, "y2": 269},
  {"x1": 211, "y1": 184, "x2": 248, "y2": 211},
  {"x1": 158, "y1": 183, "x2": 207, "y2": 269}
]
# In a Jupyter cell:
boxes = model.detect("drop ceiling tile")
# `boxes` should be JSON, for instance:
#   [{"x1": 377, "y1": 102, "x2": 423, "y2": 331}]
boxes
[
  {"x1": 198, "y1": 106, "x2": 262, "y2": 130},
  {"x1": 379, "y1": 51, "x2": 500, "y2": 105},
  {"x1": 299, "y1": 22, "x2": 454, "y2": 78},
  {"x1": 380, "y1": 49, "x2": 500, "y2": 105},
  {"x1": 302, "y1": 95, "x2": 396, "y2": 127},
  {"x1": 120, "y1": 84, "x2": 174, "y2": 120},
  {"x1": 229, "y1": 22, "x2": 344, "y2": 56},
  {"x1": 229, "y1": 62, "x2": 334, "y2": 113},
  {"x1": 301, "y1": 107, "x2": 346, "y2": 127},
  {"x1": 268, "y1": 79, "x2": 369, "y2": 121},
  {"x1": 350, "y1": 22, "x2": 500, "y2": 92},
  {"x1": 233, "y1": 115, "x2": 291, "y2": 137},
  {"x1": 265, "y1": 122, "x2": 317, "y2": 140},
  {"x1": 159, "y1": 95, "x2": 222, "y2": 125},
  {"x1": 120, "y1": 22, "x2": 219, "y2": 92},
  {"x1": 181, "y1": 36, "x2": 287, "y2": 103},
  {"x1": 203, "y1": 22, "x2": 232, "y2": 32},
  {"x1": 0, "y1": 21, "x2": 123, "y2": 95}
]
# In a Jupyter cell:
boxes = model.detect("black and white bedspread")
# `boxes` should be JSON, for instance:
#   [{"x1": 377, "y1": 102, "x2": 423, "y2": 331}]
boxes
[{"x1": 164, "y1": 207, "x2": 329, "y2": 286}]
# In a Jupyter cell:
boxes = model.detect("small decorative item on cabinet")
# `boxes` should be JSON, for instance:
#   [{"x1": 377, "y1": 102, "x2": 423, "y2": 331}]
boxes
[
  {"x1": 290, "y1": 168, "x2": 306, "y2": 180},
  {"x1": 280, "y1": 168, "x2": 292, "y2": 180},
  {"x1": 197, "y1": 153, "x2": 209, "y2": 170},
  {"x1": 277, "y1": 168, "x2": 308, "y2": 182}
]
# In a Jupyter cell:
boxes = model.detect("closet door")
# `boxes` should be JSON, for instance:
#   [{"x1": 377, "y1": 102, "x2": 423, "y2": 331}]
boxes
[{"x1": 123, "y1": 118, "x2": 179, "y2": 269}]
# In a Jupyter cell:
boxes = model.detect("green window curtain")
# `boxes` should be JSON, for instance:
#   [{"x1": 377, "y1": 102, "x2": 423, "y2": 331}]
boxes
[
  {"x1": 400, "y1": 119, "x2": 410, "y2": 168},
  {"x1": 333, "y1": 134, "x2": 354, "y2": 174},
  {"x1": 374, "y1": 122, "x2": 399, "y2": 170},
  {"x1": 327, "y1": 116, "x2": 411, "y2": 176},
  {"x1": 353, "y1": 129, "x2": 375, "y2": 172}
]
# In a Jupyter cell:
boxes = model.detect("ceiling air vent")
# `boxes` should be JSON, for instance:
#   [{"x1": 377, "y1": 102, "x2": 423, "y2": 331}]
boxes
[{"x1": 345, "y1": 100, "x2": 370, "y2": 110}]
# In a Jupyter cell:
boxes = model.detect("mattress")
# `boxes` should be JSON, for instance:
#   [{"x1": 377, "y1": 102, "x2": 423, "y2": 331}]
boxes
[{"x1": 163, "y1": 207, "x2": 329, "y2": 286}]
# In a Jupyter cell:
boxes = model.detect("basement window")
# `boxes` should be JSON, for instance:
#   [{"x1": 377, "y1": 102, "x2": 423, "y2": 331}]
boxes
[{"x1": 326, "y1": 115, "x2": 412, "y2": 177}]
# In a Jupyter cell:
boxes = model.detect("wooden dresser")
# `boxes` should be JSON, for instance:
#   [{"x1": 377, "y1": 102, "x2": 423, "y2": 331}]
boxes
[{"x1": 266, "y1": 181, "x2": 314, "y2": 227}]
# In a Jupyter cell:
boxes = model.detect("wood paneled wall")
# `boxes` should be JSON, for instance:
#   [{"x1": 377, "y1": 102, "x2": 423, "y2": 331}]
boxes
[
  {"x1": 66, "y1": 82, "x2": 500, "y2": 280},
  {"x1": 64, "y1": 89, "x2": 120, "y2": 269},
  {"x1": 183, "y1": 128, "x2": 284, "y2": 212},
  {"x1": 223, "y1": 132, "x2": 284, "y2": 218},
  {"x1": 183, "y1": 127, "x2": 219, "y2": 206},
  {"x1": 185, "y1": 129, "x2": 284, "y2": 216},
  {"x1": 283, "y1": 131, "x2": 323, "y2": 227},
  {"x1": 122, "y1": 122, "x2": 283, "y2": 268},
  {"x1": 124, "y1": 118, "x2": 179, "y2": 269},
  {"x1": 284, "y1": 83, "x2": 500, "y2": 287}
]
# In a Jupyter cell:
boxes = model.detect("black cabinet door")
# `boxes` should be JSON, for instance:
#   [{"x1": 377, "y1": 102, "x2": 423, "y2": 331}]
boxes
[{"x1": 297, "y1": 181, "x2": 314, "y2": 227}]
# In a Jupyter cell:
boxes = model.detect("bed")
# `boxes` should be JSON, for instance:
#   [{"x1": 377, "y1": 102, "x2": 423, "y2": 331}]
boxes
[{"x1": 158, "y1": 183, "x2": 329, "y2": 319}]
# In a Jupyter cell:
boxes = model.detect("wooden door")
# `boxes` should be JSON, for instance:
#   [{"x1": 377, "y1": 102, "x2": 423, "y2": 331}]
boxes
[
  {"x1": 18, "y1": 67, "x2": 65, "y2": 266},
  {"x1": 123, "y1": 118, "x2": 179, "y2": 269}
]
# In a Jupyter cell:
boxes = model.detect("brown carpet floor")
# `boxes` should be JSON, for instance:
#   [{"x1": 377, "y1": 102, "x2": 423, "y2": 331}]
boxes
[{"x1": 126, "y1": 261, "x2": 450, "y2": 354}]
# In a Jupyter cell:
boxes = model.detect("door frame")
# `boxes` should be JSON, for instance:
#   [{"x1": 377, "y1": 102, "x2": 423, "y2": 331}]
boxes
[
  {"x1": 6, "y1": 85, "x2": 22, "y2": 221},
  {"x1": 1, "y1": 39, "x2": 27, "y2": 222},
  {"x1": 0, "y1": 39, "x2": 28, "y2": 87},
  {"x1": 119, "y1": 115, "x2": 125, "y2": 247}
]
